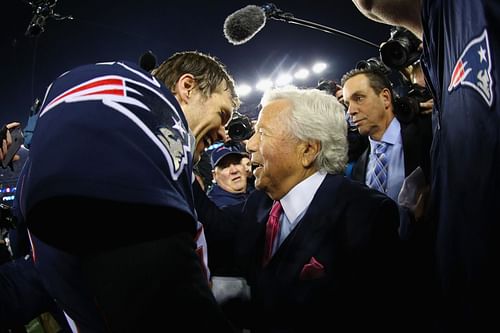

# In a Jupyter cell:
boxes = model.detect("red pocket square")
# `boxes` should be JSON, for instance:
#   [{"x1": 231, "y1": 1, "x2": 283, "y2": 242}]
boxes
[{"x1": 299, "y1": 257, "x2": 325, "y2": 280}]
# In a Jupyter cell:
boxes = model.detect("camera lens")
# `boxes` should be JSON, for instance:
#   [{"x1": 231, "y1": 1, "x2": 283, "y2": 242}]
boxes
[
  {"x1": 228, "y1": 123, "x2": 246, "y2": 141},
  {"x1": 380, "y1": 39, "x2": 410, "y2": 69},
  {"x1": 379, "y1": 27, "x2": 421, "y2": 70},
  {"x1": 226, "y1": 112, "x2": 254, "y2": 141}
]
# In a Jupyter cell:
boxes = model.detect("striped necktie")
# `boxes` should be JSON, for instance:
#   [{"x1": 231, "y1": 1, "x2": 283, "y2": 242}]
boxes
[{"x1": 368, "y1": 142, "x2": 388, "y2": 193}]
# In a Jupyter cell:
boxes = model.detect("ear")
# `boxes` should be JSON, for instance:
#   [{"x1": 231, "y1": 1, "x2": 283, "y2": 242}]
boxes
[
  {"x1": 175, "y1": 73, "x2": 196, "y2": 104},
  {"x1": 381, "y1": 88, "x2": 392, "y2": 109},
  {"x1": 301, "y1": 140, "x2": 321, "y2": 168}
]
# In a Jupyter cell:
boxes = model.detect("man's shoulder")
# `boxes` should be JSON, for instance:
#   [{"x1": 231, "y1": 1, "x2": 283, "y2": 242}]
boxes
[{"x1": 332, "y1": 175, "x2": 395, "y2": 206}]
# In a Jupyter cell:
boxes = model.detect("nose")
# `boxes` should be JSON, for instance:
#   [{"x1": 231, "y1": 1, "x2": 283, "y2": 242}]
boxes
[
  {"x1": 228, "y1": 163, "x2": 239, "y2": 173},
  {"x1": 347, "y1": 104, "x2": 357, "y2": 116}
]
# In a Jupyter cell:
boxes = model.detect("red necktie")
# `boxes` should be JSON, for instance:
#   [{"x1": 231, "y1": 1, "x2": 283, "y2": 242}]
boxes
[{"x1": 263, "y1": 201, "x2": 283, "y2": 267}]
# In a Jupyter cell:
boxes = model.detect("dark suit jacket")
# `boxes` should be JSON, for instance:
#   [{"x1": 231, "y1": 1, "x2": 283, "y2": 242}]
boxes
[
  {"x1": 195, "y1": 173, "x2": 406, "y2": 332},
  {"x1": 351, "y1": 114, "x2": 437, "y2": 331}
]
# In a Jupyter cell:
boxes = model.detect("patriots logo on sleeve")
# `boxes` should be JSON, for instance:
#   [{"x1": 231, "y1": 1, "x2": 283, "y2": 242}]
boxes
[
  {"x1": 448, "y1": 29, "x2": 494, "y2": 107},
  {"x1": 39, "y1": 62, "x2": 192, "y2": 180}
]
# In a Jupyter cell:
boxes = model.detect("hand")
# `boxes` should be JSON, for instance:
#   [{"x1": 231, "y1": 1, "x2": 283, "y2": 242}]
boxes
[
  {"x1": 1, "y1": 122, "x2": 22, "y2": 164},
  {"x1": 419, "y1": 98, "x2": 434, "y2": 115},
  {"x1": 398, "y1": 167, "x2": 429, "y2": 222},
  {"x1": 411, "y1": 185, "x2": 430, "y2": 222}
]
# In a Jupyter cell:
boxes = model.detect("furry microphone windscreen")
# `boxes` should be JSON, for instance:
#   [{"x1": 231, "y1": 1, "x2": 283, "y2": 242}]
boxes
[{"x1": 223, "y1": 5, "x2": 267, "y2": 45}]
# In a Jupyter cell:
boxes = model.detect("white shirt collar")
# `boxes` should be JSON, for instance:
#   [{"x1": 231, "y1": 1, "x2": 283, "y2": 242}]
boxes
[{"x1": 280, "y1": 171, "x2": 327, "y2": 224}]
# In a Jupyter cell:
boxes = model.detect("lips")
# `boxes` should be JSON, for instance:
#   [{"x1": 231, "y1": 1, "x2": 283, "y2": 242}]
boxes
[
  {"x1": 251, "y1": 160, "x2": 262, "y2": 169},
  {"x1": 352, "y1": 117, "x2": 366, "y2": 126},
  {"x1": 251, "y1": 160, "x2": 263, "y2": 176}
]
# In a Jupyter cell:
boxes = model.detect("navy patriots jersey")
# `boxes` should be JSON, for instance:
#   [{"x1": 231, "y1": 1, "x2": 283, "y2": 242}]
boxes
[
  {"x1": 16, "y1": 61, "x2": 197, "y2": 227},
  {"x1": 422, "y1": 0, "x2": 500, "y2": 328}
]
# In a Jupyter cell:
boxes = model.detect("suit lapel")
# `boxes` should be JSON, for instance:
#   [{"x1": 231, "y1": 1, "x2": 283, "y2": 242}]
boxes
[
  {"x1": 353, "y1": 148, "x2": 369, "y2": 183},
  {"x1": 401, "y1": 122, "x2": 420, "y2": 178},
  {"x1": 270, "y1": 174, "x2": 345, "y2": 271}
]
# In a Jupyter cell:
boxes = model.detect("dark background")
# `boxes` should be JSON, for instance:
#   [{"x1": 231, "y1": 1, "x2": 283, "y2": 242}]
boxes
[{"x1": 2, "y1": 0, "x2": 392, "y2": 126}]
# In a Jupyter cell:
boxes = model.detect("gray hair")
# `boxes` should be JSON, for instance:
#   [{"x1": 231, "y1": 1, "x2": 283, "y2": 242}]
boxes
[{"x1": 260, "y1": 86, "x2": 348, "y2": 174}]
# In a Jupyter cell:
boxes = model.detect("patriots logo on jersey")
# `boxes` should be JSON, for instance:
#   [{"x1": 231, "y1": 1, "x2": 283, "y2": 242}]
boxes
[
  {"x1": 448, "y1": 29, "x2": 494, "y2": 107},
  {"x1": 39, "y1": 62, "x2": 192, "y2": 180}
]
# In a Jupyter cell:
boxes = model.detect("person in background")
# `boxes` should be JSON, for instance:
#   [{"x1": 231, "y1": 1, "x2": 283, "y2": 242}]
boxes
[
  {"x1": 342, "y1": 66, "x2": 434, "y2": 331},
  {"x1": 203, "y1": 142, "x2": 252, "y2": 277},
  {"x1": 316, "y1": 79, "x2": 369, "y2": 178},
  {"x1": 240, "y1": 155, "x2": 255, "y2": 192},
  {"x1": 342, "y1": 66, "x2": 432, "y2": 234},
  {"x1": 352, "y1": 0, "x2": 500, "y2": 331},
  {"x1": 194, "y1": 85, "x2": 405, "y2": 332},
  {"x1": 240, "y1": 156, "x2": 252, "y2": 178},
  {"x1": 0, "y1": 122, "x2": 21, "y2": 166},
  {"x1": 208, "y1": 142, "x2": 251, "y2": 208},
  {"x1": 14, "y1": 51, "x2": 239, "y2": 332}
]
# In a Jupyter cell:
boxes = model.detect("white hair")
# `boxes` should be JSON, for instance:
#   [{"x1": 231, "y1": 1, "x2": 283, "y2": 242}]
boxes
[{"x1": 260, "y1": 86, "x2": 348, "y2": 174}]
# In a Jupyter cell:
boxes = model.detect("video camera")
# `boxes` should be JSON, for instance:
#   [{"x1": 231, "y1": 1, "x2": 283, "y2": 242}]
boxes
[
  {"x1": 355, "y1": 57, "x2": 391, "y2": 75},
  {"x1": 226, "y1": 111, "x2": 254, "y2": 142},
  {"x1": 316, "y1": 79, "x2": 341, "y2": 96},
  {"x1": 379, "y1": 26, "x2": 422, "y2": 70}
]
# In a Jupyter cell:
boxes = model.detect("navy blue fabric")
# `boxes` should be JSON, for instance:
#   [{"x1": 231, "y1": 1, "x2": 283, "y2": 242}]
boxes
[
  {"x1": 422, "y1": 0, "x2": 500, "y2": 330},
  {"x1": 0, "y1": 255, "x2": 70, "y2": 331},
  {"x1": 210, "y1": 144, "x2": 246, "y2": 168},
  {"x1": 207, "y1": 184, "x2": 249, "y2": 208},
  {"x1": 18, "y1": 61, "x2": 196, "y2": 224},
  {"x1": 195, "y1": 174, "x2": 406, "y2": 332},
  {"x1": 8, "y1": 61, "x2": 235, "y2": 332}
]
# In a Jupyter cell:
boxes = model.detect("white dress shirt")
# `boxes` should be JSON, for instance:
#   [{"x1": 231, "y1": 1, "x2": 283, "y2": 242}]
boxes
[{"x1": 272, "y1": 171, "x2": 327, "y2": 254}]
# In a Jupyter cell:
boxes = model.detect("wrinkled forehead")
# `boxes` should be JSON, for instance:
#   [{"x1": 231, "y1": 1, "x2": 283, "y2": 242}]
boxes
[{"x1": 257, "y1": 99, "x2": 291, "y2": 129}]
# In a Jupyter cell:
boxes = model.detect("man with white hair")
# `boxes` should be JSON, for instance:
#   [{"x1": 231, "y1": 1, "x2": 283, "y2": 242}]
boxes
[{"x1": 195, "y1": 86, "x2": 405, "y2": 332}]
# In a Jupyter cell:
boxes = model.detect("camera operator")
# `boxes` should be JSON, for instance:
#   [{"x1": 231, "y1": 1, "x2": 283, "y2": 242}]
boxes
[
  {"x1": 0, "y1": 122, "x2": 22, "y2": 167},
  {"x1": 378, "y1": 26, "x2": 434, "y2": 116},
  {"x1": 400, "y1": 60, "x2": 433, "y2": 114},
  {"x1": 225, "y1": 110, "x2": 256, "y2": 191}
]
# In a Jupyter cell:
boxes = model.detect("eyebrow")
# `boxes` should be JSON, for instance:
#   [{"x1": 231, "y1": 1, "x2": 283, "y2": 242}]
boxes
[{"x1": 346, "y1": 90, "x2": 365, "y2": 100}]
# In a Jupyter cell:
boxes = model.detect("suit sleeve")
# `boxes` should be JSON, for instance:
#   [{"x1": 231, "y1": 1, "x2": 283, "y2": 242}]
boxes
[
  {"x1": 339, "y1": 194, "x2": 404, "y2": 331},
  {"x1": 192, "y1": 180, "x2": 243, "y2": 241},
  {"x1": 363, "y1": 197, "x2": 407, "y2": 330},
  {"x1": 192, "y1": 181, "x2": 245, "y2": 276}
]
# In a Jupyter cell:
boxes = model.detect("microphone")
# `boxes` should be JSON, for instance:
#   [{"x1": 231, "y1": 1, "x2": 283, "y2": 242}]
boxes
[
  {"x1": 223, "y1": 3, "x2": 378, "y2": 48},
  {"x1": 223, "y1": 5, "x2": 267, "y2": 45},
  {"x1": 139, "y1": 50, "x2": 157, "y2": 72}
]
